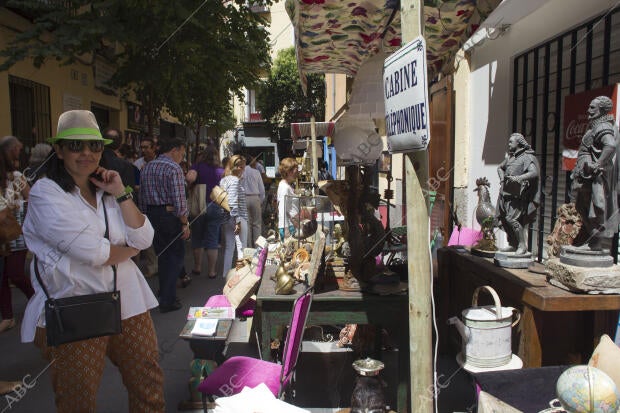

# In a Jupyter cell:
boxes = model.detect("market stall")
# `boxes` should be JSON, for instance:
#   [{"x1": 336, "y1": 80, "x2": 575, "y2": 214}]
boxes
[{"x1": 284, "y1": 1, "x2": 503, "y2": 410}]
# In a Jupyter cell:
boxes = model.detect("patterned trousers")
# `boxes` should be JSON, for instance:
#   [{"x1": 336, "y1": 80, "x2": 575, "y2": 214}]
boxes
[{"x1": 35, "y1": 311, "x2": 165, "y2": 413}]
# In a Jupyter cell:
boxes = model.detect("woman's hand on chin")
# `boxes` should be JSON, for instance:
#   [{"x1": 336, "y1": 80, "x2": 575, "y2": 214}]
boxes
[{"x1": 90, "y1": 167, "x2": 125, "y2": 197}]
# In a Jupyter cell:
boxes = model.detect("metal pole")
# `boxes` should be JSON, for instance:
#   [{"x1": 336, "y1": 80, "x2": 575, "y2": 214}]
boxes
[{"x1": 400, "y1": 0, "x2": 433, "y2": 412}]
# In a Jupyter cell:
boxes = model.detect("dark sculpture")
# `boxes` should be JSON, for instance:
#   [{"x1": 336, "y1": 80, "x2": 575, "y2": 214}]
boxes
[
  {"x1": 496, "y1": 133, "x2": 540, "y2": 255},
  {"x1": 571, "y1": 96, "x2": 620, "y2": 250},
  {"x1": 350, "y1": 376, "x2": 386, "y2": 412}
]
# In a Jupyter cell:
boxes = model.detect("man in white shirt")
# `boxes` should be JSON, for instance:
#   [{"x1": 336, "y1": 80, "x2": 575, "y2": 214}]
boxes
[{"x1": 242, "y1": 156, "x2": 265, "y2": 246}]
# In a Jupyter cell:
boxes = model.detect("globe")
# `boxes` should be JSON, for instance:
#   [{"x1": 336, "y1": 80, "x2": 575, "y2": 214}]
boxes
[{"x1": 556, "y1": 365, "x2": 620, "y2": 413}]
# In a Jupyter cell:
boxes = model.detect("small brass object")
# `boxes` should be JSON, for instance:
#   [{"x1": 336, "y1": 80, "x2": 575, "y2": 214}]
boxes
[{"x1": 275, "y1": 273, "x2": 295, "y2": 295}]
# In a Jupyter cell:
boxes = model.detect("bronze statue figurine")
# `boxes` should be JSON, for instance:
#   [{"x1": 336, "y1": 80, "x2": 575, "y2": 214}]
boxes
[
  {"x1": 496, "y1": 133, "x2": 540, "y2": 255},
  {"x1": 570, "y1": 96, "x2": 620, "y2": 251},
  {"x1": 472, "y1": 177, "x2": 497, "y2": 252}
]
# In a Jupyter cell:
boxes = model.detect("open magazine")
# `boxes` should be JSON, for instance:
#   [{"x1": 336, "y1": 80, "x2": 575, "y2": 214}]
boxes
[{"x1": 190, "y1": 318, "x2": 219, "y2": 336}]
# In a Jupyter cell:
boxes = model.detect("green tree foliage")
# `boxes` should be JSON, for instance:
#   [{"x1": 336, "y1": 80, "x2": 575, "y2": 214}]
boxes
[
  {"x1": 256, "y1": 47, "x2": 325, "y2": 131},
  {"x1": 1, "y1": 0, "x2": 272, "y2": 135}
]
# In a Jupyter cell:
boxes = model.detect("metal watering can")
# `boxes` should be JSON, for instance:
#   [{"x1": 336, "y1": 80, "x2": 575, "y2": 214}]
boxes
[{"x1": 448, "y1": 285, "x2": 520, "y2": 368}]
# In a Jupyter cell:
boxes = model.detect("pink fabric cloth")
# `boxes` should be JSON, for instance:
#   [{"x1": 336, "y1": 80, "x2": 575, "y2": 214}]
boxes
[
  {"x1": 204, "y1": 295, "x2": 255, "y2": 318},
  {"x1": 198, "y1": 290, "x2": 313, "y2": 398},
  {"x1": 448, "y1": 226, "x2": 483, "y2": 246},
  {"x1": 204, "y1": 295, "x2": 230, "y2": 308},
  {"x1": 197, "y1": 356, "x2": 282, "y2": 396},
  {"x1": 281, "y1": 292, "x2": 312, "y2": 381},
  {"x1": 255, "y1": 247, "x2": 268, "y2": 277}
]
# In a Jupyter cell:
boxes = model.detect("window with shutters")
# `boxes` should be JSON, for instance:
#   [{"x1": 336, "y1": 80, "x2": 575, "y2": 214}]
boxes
[{"x1": 9, "y1": 76, "x2": 51, "y2": 148}]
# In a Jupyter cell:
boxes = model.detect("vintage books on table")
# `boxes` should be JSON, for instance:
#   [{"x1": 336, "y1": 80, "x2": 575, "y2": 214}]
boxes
[
  {"x1": 179, "y1": 307, "x2": 234, "y2": 341},
  {"x1": 187, "y1": 306, "x2": 234, "y2": 321}
]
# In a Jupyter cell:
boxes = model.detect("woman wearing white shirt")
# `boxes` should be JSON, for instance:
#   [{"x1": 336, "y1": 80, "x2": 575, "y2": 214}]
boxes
[
  {"x1": 277, "y1": 157, "x2": 299, "y2": 240},
  {"x1": 21, "y1": 110, "x2": 164, "y2": 412}
]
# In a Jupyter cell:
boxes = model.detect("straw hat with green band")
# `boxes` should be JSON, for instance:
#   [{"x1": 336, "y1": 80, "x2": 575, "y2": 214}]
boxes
[{"x1": 48, "y1": 110, "x2": 113, "y2": 145}]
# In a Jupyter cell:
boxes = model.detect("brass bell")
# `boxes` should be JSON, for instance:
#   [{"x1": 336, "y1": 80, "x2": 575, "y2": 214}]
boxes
[
  {"x1": 275, "y1": 272, "x2": 295, "y2": 295},
  {"x1": 273, "y1": 264, "x2": 287, "y2": 281}
]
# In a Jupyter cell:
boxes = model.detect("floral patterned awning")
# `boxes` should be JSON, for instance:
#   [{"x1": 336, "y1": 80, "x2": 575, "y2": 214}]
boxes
[
  {"x1": 285, "y1": 0, "x2": 501, "y2": 89},
  {"x1": 291, "y1": 121, "x2": 336, "y2": 139}
]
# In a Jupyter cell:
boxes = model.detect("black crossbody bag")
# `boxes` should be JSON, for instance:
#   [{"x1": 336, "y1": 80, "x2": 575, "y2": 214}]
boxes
[{"x1": 34, "y1": 201, "x2": 121, "y2": 347}]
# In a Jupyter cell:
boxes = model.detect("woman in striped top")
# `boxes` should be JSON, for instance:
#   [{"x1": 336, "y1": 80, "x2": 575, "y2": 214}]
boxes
[{"x1": 219, "y1": 155, "x2": 248, "y2": 275}]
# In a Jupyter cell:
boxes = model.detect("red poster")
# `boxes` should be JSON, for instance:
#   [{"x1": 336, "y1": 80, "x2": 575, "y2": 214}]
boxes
[{"x1": 562, "y1": 85, "x2": 619, "y2": 170}]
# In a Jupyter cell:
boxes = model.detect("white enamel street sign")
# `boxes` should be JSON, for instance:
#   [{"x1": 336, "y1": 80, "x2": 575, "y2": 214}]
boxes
[{"x1": 384, "y1": 36, "x2": 430, "y2": 153}]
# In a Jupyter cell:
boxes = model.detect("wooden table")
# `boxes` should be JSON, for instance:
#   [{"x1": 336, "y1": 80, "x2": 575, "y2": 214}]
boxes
[
  {"x1": 438, "y1": 247, "x2": 620, "y2": 367},
  {"x1": 256, "y1": 265, "x2": 409, "y2": 411}
]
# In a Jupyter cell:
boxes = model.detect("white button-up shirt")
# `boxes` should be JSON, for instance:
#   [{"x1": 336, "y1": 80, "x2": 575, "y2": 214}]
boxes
[
  {"x1": 21, "y1": 178, "x2": 158, "y2": 343},
  {"x1": 277, "y1": 180, "x2": 299, "y2": 234}
]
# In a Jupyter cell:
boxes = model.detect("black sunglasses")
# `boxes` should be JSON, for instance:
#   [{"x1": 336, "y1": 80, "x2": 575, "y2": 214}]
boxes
[{"x1": 62, "y1": 140, "x2": 105, "y2": 153}]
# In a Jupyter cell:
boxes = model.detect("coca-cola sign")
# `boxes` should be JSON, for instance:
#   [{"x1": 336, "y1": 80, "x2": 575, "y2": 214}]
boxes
[
  {"x1": 562, "y1": 85, "x2": 618, "y2": 170},
  {"x1": 564, "y1": 118, "x2": 589, "y2": 145}
]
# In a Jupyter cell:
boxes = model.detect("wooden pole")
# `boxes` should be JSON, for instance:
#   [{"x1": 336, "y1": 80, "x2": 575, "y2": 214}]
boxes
[
  {"x1": 400, "y1": 1, "x2": 433, "y2": 412},
  {"x1": 311, "y1": 116, "x2": 318, "y2": 191}
]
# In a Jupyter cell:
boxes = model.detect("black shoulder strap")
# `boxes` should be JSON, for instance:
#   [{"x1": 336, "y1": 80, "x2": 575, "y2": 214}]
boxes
[
  {"x1": 34, "y1": 196, "x2": 117, "y2": 299},
  {"x1": 102, "y1": 200, "x2": 118, "y2": 292},
  {"x1": 33, "y1": 256, "x2": 51, "y2": 300}
]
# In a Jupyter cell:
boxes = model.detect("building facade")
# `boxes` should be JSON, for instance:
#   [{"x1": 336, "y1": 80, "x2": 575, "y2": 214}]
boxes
[{"x1": 454, "y1": 0, "x2": 620, "y2": 257}]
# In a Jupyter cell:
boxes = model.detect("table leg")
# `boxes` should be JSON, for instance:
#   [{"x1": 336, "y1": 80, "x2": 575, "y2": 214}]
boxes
[
  {"x1": 399, "y1": 317, "x2": 411, "y2": 413},
  {"x1": 397, "y1": 346, "x2": 408, "y2": 412},
  {"x1": 178, "y1": 358, "x2": 218, "y2": 411},
  {"x1": 261, "y1": 314, "x2": 271, "y2": 360},
  {"x1": 518, "y1": 305, "x2": 542, "y2": 367}
]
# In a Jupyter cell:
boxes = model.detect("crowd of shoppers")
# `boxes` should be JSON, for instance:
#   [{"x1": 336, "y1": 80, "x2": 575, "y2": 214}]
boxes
[{"x1": 0, "y1": 108, "x2": 300, "y2": 409}]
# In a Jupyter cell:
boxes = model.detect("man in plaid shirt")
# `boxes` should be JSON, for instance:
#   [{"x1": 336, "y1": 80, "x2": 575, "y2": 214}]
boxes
[{"x1": 139, "y1": 136, "x2": 190, "y2": 313}]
